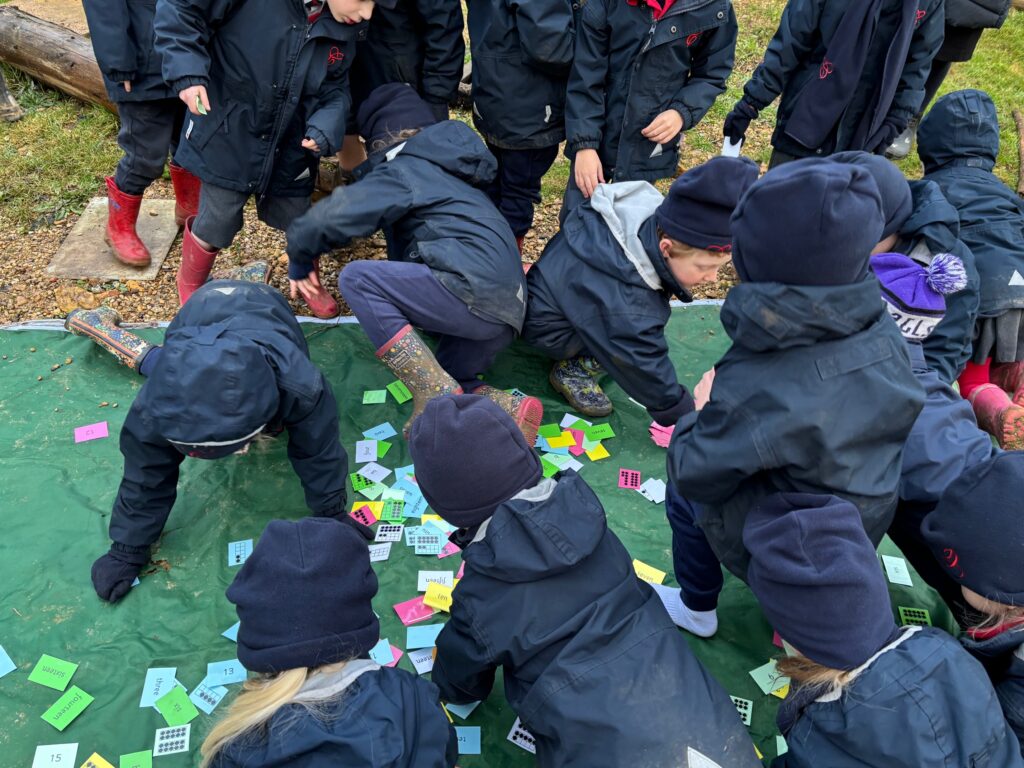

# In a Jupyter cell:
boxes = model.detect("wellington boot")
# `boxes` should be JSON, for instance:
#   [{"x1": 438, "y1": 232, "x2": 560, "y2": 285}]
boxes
[
  {"x1": 210, "y1": 260, "x2": 272, "y2": 284},
  {"x1": 65, "y1": 306, "x2": 154, "y2": 371},
  {"x1": 990, "y1": 361, "x2": 1024, "y2": 406},
  {"x1": 168, "y1": 163, "x2": 201, "y2": 227},
  {"x1": 969, "y1": 384, "x2": 1024, "y2": 450},
  {"x1": 299, "y1": 258, "x2": 339, "y2": 319},
  {"x1": 549, "y1": 356, "x2": 613, "y2": 417},
  {"x1": 104, "y1": 177, "x2": 150, "y2": 267},
  {"x1": 473, "y1": 384, "x2": 544, "y2": 447},
  {"x1": 177, "y1": 216, "x2": 219, "y2": 305},
  {"x1": 376, "y1": 325, "x2": 462, "y2": 437}
]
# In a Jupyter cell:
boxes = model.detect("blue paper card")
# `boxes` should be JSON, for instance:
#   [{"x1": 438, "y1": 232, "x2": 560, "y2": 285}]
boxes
[
  {"x1": 0, "y1": 645, "x2": 16, "y2": 678},
  {"x1": 445, "y1": 700, "x2": 481, "y2": 720},
  {"x1": 405, "y1": 492, "x2": 429, "y2": 520},
  {"x1": 227, "y1": 540, "x2": 253, "y2": 567},
  {"x1": 222, "y1": 622, "x2": 239, "y2": 642},
  {"x1": 394, "y1": 464, "x2": 416, "y2": 482},
  {"x1": 368, "y1": 638, "x2": 393, "y2": 666},
  {"x1": 206, "y1": 659, "x2": 246, "y2": 686},
  {"x1": 363, "y1": 422, "x2": 398, "y2": 441},
  {"x1": 392, "y1": 477, "x2": 420, "y2": 496},
  {"x1": 403, "y1": 526, "x2": 422, "y2": 546},
  {"x1": 536, "y1": 436, "x2": 569, "y2": 455},
  {"x1": 406, "y1": 624, "x2": 444, "y2": 650},
  {"x1": 189, "y1": 682, "x2": 228, "y2": 715},
  {"x1": 139, "y1": 667, "x2": 177, "y2": 708},
  {"x1": 455, "y1": 727, "x2": 482, "y2": 755}
]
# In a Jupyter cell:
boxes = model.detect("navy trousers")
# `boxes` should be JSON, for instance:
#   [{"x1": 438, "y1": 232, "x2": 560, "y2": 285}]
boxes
[
  {"x1": 114, "y1": 98, "x2": 185, "y2": 195},
  {"x1": 485, "y1": 143, "x2": 559, "y2": 238},
  {"x1": 665, "y1": 486, "x2": 724, "y2": 611}
]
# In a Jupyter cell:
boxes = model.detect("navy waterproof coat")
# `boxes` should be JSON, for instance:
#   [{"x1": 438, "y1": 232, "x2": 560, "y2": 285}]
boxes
[
  {"x1": 287, "y1": 121, "x2": 527, "y2": 331},
  {"x1": 154, "y1": 0, "x2": 364, "y2": 196},
  {"x1": 962, "y1": 626, "x2": 1024, "y2": 758},
  {"x1": 944, "y1": 0, "x2": 1013, "y2": 29},
  {"x1": 211, "y1": 661, "x2": 458, "y2": 768},
  {"x1": 109, "y1": 282, "x2": 347, "y2": 549},
  {"x1": 776, "y1": 627, "x2": 1024, "y2": 768},
  {"x1": 467, "y1": 0, "x2": 575, "y2": 149},
  {"x1": 566, "y1": 0, "x2": 737, "y2": 181},
  {"x1": 897, "y1": 180, "x2": 981, "y2": 384},
  {"x1": 668, "y1": 279, "x2": 925, "y2": 579},
  {"x1": 741, "y1": 0, "x2": 944, "y2": 158},
  {"x1": 351, "y1": 0, "x2": 465, "y2": 112},
  {"x1": 919, "y1": 90, "x2": 1024, "y2": 318},
  {"x1": 431, "y1": 472, "x2": 761, "y2": 768},
  {"x1": 82, "y1": 0, "x2": 176, "y2": 103},
  {"x1": 521, "y1": 182, "x2": 695, "y2": 426}
]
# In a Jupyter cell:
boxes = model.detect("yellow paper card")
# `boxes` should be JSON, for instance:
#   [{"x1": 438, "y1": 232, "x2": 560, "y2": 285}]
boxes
[
  {"x1": 421, "y1": 513, "x2": 445, "y2": 526},
  {"x1": 81, "y1": 754, "x2": 115, "y2": 768},
  {"x1": 770, "y1": 683, "x2": 790, "y2": 699},
  {"x1": 350, "y1": 501, "x2": 384, "y2": 516},
  {"x1": 585, "y1": 443, "x2": 610, "y2": 461},
  {"x1": 545, "y1": 431, "x2": 576, "y2": 448},
  {"x1": 754, "y1": 745, "x2": 763, "y2": 760},
  {"x1": 423, "y1": 582, "x2": 453, "y2": 612},
  {"x1": 632, "y1": 559, "x2": 666, "y2": 585}
]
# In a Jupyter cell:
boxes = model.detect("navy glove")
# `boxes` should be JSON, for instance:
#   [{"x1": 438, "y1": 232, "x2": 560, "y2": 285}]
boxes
[
  {"x1": 723, "y1": 99, "x2": 759, "y2": 143},
  {"x1": 91, "y1": 543, "x2": 149, "y2": 603},
  {"x1": 425, "y1": 100, "x2": 450, "y2": 123},
  {"x1": 870, "y1": 119, "x2": 906, "y2": 154}
]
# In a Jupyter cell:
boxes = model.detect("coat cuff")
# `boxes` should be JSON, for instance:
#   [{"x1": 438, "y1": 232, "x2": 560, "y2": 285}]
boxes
[
  {"x1": 287, "y1": 258, "x2": 314, "y2": 281},
  {"x1": 171, "y1": 75, "x2": 210, "y2": 94},
  {"x1": 648, "y1": 388, "x2": 695, "y2": 427},
  {"x1": 568, "y1": 138, "x2": 601, "y2": 154},
  {"x1": 111, "y1": 541, "x2": 151, "y2": 560},
  {"x1": 667, "y1": 102, "x2": 693, "y2": 130},
  {"x1": 107, "y1": 70, "x2": 137, "y2": 83},
  {"x1": 303, "y1": 125, "x2": 331, "y2": 156}
]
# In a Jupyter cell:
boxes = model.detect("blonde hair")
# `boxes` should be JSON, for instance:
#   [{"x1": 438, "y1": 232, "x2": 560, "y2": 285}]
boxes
[
  {"x1": 200, "y1": 661, "x2": 350, "y2": 768},
  {"x1": 776, "y1": 655, "x2": 855, "y2": 698},
  {"x1": 970, "y1": 604, "x2": 1024, "y2": 634},
  {"x1": 370, "y1": 128, "x2": 422, "y2": 154},
  {"x1": 655, "y1": 228, "x2": 724, "y2": 260}
]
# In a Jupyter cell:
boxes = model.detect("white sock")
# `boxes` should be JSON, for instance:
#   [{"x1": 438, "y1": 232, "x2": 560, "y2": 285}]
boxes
[{"x1": 651, "y1": 583, "x2": 718, "y2": 638}]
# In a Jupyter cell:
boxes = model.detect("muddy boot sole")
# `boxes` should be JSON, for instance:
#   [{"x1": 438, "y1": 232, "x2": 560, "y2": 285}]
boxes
[{"x1": 548, "y1": 368, "x2": 613, "y2": 418}]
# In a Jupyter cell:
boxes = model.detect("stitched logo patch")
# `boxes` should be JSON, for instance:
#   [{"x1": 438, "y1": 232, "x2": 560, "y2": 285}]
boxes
[
  {"x1": 327, "y1": 46, "x2": 344, "y2": 65},
  {"x1": 819, "y1": 59, "x2": 834, "y2": 79},
  {"x1": 686, "y1": 32, "x2": 701, "y2": 46}
]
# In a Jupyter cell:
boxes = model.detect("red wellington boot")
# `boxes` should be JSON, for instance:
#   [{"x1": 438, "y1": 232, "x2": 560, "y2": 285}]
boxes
[
  {"x1": 168, "y1": 163, "x2": 201, "y2": 227},
  {"x1": 177, "y1": 216, "x2": 219, "y2": 305},
  {"x1": 969, "y1": 384, "x2": 1024, "y2": 450},
  {"x1": 104, "y1": 177, "x2": 150, "y2": 267},
  {"x1": 991, "y1": 361, "x2": 1024, "y2": 406},
  {"x1": 300, "y1": 258, "x2": 340, "y2": 319}
]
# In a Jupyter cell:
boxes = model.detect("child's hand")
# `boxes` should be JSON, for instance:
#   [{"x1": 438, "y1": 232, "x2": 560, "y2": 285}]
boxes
[
  {"x1": 693, "y1": 367, "x2": 716, "y2": 410},
  {"x1": 179, "y1": 85, "x2": 211, "y2": 116},
  {"x1": 289, "y1": 270, "x2": 322, "y2": 302},
  {"x1": 301, "y1": 137, "x2": 321, "y2": 154},
  {"x1": 642, "y1": 109, "x2": 684, "y2": 145},
  {"x1": 574, "y1": 148, "x2": 605, "y2": 199},
  {"x1": 122, "y1": 81, "x2": 132, "y2": 93}
]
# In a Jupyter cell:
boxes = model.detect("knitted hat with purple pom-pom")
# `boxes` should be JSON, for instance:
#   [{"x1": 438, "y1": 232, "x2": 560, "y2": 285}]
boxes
[{"x1": 870, "y1": 252, "x2": 967, "y2": 341}]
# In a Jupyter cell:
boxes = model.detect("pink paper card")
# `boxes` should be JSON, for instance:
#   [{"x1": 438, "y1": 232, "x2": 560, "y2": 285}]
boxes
[
  {"x1": 350, "y1": 505, "x2": 378, "y2": 527},
  {"x1": 567, "y1": 428, "x2": 585, "y2": 457},
  {"x1": 437, "y1": 541, "x2": 461, "y2": 559},
  {"x1": 772, "y1": 630, "x2": 784, "y2": 649},
  {"x1": 618, "y1": 469, "x2": 642, "y2": 489},
  {"x1": 74, "y1": 421, "x2": 109, "y2": 443},
  {"x1": 385, "y1": 644, "x2": 403, "y2": 668},
  {"x1": 457, "y1": 562, "x2": 466, "y2": 580},
  {"x1": 393, "y1": 596, "x2": 438, "y2": 626}
]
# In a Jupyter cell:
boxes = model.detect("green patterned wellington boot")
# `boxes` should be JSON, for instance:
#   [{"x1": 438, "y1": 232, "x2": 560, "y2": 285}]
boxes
[
  {"x1": 64, "y1": 306, "x2": 154, "y2": 371},
  {"x1": 549, "y1": 356, "x2": 613, "y2": 417},
  {"x1": 377, "y1": 325, "x2": 463, "y2": 438},
  {"x1": 473, "y1": 385, "x2": 544, "y2": 447},
  {"x1": 210, "y1": 260, "x2": 272, "y2": 284}
]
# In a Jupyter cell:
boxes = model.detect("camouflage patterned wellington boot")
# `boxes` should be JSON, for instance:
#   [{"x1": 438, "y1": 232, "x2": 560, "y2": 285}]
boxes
[
  {"x1": 549, "y1": 356, "x2": 613, "y2": 417},
  {"x1": 65, "y1": 306, "x2": 154, "y2": 371},
  {"x1": 210, "y1": 260, "x2": 272, "y2": 284}
]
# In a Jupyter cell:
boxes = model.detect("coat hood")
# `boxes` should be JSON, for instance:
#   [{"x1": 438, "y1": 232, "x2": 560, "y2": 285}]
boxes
[
  {"x1": 588, "y1": 181, "x2": 665, "y2": 290},
  {"x1": 720, "y1": 278, "x2": 887, "y2": 352},
  {"x1": 918, "y1": 90, "x2": 1000, "y2": 174},
  {"x1": 902, "y1": 180, "x2": 962, "y2": 250},
  {"x1": 463, "y1": 473, "x2": 607, "y2": 583},
  {"x1": 388, "y1": 120, "x2": 498, "y2": 188}
]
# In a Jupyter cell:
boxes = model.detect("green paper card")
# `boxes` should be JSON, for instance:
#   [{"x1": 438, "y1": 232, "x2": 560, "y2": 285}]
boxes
[
  {"x1": 377, "y1": 440, "x2": 393, "y2": 459},
  {"x1": 540, "y1": 458, "x2": 560, "y2": 478},
  {"x1": 386, "y1": 380, "x2": 413, "y2": 404},
  {"x1": 584, "y1": 423, "x2": 616, "y2": 441},
  {"x1": 569, "y1": 419, "x2": 590, "y2": 431},
  {"x1": 537, "y1": 424, "x2": 562, "y2": 439},
  {"x1": 363, "y1": 390, "x2": 387, "y2": 405},
  {"x1": 120, "y1": 750, "x2": 153, "y2": 768},
  {"x1": 28, "y1": 654, "x2": 78, "y2": 691},
  {"x1": 41, "y1": 685, "x2": 94, "y2": 731},
  {"x1": 357, "y1": 482, "x2": 387, "y2": 501},
  {"x1": 898, "y1": 606, "x2": 932, "y2": 627},
  {"x1": 381, "y1": 499, "x2": 406, "y2": 521},
  {"x1": 155, "y1": 686, "x2": 199, "y2": 727}
]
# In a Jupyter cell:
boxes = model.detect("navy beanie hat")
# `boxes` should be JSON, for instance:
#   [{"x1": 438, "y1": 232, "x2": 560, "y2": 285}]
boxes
[
  {"x1": 731, "y1": 159, "x2": 885, "y2": 286},
  {"x1": 655, "y1": 157, "x2": 760, "y2": 251},
  {"x1": 830, "y1": 151, "x2": 913, "y2": 238},
  {"x1": 921, "y1": 453, "x2": 1024, "y2": 607},
  {"x1": 227, "y1": 518, "x2": 380, "y2": 673},
  {"x1": 409, "y1": 395, "x2": 543, "y2": 530},
  {"x1": 148, "y1": 327, "x2": 279, "y2": 459},
  {"x1": 744, "y1": 493, "x2": 898, "y2": 670},
  {"x1": 357, "y1": 83, "x2": 438, "y2": 148}
]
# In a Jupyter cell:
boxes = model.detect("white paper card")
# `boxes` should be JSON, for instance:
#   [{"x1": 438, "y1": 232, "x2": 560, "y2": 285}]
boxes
[
  {"x1": 721, "y1": 137, "x2": 743, "y2": 157},
  {"x1": 368, "y1": 543, "x2": 392, "y2": 562},
  {"x1": 374, "y1": 524, "x2": 404, "y2": 543},
  {"x1": 417, "y1": 570, "x2": 454, "y2": 591},
  {"x1": 154, "y1": 724, "x2": 191, "y2": 756},
  {"x1": 32, "y1": 744, "x2": 78, "y2": 768},
  {"x1": 507, "y1": 717, "x2": 537, "y2": 754},
  {"x1": 357, "y1": 462, "x2": 392, "y2": 484},
  {"x1": 355, "y1": 440, "x2": 377, "y2": 464},
  {"x1": 638, "y1": 478, "x2": 667, "y2": 504},
  {"x1": 882, "y1": 555, "x2": 913, "y2": 587},
  {"x1": 408, "y1": 647, "x2": 435, "y2": 675}
]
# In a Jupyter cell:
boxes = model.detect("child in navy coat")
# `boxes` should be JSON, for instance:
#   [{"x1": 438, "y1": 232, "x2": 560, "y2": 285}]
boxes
[
  {"x1": 408, "y1": 395, "x2": 762, "y2": 768},
  {"x1": 522, "y1": 156, "x2": 758, "y2": 422},
  {"x1": 154, "y1": 0, "x2": 378, "y2": 316},
  {"x1": 661, "y1": 159, "x2": 924, "y2": 637},
  {"x1": 923, "y1": 453, "x2": 1024, "y2": 756},
  {"x1": 201, "y1": 517, "x2": 458, "y2": 767},
  {"x1": 68, "y1": 281, "x2": 363, "y2": 604},
  {"x1": 918, "y1": 89, "x2": 1024, "y2": 449},
  {"x1": 82, "y1": 0, "x2": 200, "y2": 267},
  {"x1": 287, "y1": 84, "x2": 542, "y2": 442},
  {"x1": 745, "y1": 492, "x2": 1023, "y2": 768},
  {"x1": 563, "y1": 0, "x2": 737, "y2": 216},
  {"x1": 724, "y1": 0, "x2": 945, "y2": 167}
]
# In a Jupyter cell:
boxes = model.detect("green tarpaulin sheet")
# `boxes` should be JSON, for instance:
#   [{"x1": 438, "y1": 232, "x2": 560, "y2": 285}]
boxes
[{"x1": 0, "y1": 306, "x2": 955, "y2": 766}]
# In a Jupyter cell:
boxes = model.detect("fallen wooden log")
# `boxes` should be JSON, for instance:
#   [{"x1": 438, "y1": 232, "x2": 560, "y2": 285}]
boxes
[{"x1": 0, "y1": 7, "x2": 114, "y2": 113}]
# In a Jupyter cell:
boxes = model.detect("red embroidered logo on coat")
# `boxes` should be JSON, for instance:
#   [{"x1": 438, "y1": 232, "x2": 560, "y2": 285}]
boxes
[
  {"x1": 819, "y1": 59, "x2": 834, "y2": 80},
  {"x1": 915, "y1": 9, "x2": 927, "y2": 24},
  {"x1": 686, "y1": 32, "x2": 701, "y2": 47},
  {"x1": 327, "y1": 47, "x2": 345, "y2": 65}
]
